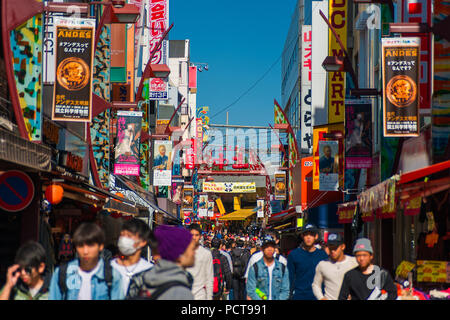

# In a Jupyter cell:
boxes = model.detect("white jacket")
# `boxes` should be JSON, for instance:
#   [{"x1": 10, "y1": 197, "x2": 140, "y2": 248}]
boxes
[{"x1": 186, "y1": 245, "x2": 214, "y2": 300}]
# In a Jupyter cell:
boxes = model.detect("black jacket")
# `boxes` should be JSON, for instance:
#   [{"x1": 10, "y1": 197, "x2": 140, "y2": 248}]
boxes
[{"x1": 211, "y1": 249, "x2": 232, "y2": 291}]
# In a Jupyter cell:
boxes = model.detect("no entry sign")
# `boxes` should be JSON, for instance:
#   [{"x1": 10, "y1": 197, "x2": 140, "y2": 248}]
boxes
[{"x1": 0, "y1": 171, "x2": 35, "y2": 212}]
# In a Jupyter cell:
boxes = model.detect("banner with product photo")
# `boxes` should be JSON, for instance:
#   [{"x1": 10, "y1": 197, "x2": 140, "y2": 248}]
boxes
[
  {"x1": 274, "y1": 172, "x2": 287, "y2": 200},
  {"x1": 382, "y1": 37, "x2": 420, "y2": 137},
  {"x1": 182, "y1": 185, "x2": 194, "y2": 212},
  {"x1": 113, "y1": 111, "x2": 143, "y2": 176},
  {"x1": 52, "y1": 18, "x2": 96, "y2": 122},
  {"x1": 345, "y1": 100, "x2": 373, "y2": 169}
]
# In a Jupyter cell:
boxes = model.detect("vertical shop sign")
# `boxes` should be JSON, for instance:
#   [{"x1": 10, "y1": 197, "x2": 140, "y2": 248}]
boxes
[
  {"x1": 328, "y1": 0, "x2": 347, "y2": 124},
  {"x1": 274, "y1": 172, "x2": 287, "y2": 200},
  {"x1": 318, "y1": 140, "x2": 339, "y2": 191},
  {"x1": 153, "y1": 140, "x2": 173, "y2": 186},
  {"x1": 301, "y1": 25, "x2": 313, "y2": 154},
  {"x1": 382, "y1": 37, "x2": 420, "y2": 137},
  {"x1": 52, "y1": 18, "x2": 96, "y2": 122},
  {"x1": 114, "y1": 111, "x2": 143, "y2": 176}
]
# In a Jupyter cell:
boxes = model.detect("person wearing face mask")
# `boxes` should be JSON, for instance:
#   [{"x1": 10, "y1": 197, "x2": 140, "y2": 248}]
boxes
[{"x1": 111, "y1": 218, "x2": 153, "y2": 296}]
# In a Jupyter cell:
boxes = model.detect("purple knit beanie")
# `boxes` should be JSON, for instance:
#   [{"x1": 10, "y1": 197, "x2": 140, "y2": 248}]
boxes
[{"x1": 154, "y1": 225, "x2": 192, "y2": 262}]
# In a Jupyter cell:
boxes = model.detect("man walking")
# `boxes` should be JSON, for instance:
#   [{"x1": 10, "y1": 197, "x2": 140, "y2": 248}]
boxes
[
  {"x1": 246, "y1": 238, "x2": 290, "y2": 300},
  {"x1": 126, "y1": 225, "x2": 196, "y2": 300},
  {"x1": 312, "y1": 233, "x2": 358, "y2": 300},
  {"x1": 287, "y1": 224, "x2": 328, "y2": 300},
  {"x1": 338, "y1": 238, "x2": 397, "y2": 300},
  {"x1": 210, "y1": 237, "x2": 232, "y2": 300},
  {"x1": 230, "y1": 238, "x2": 251, "y2": 300},
  {"x1": 111, "y1": 218, "x2": 153, "y2": 296},
  {"x1": 49, "y1": 223, "x2": 124, "y2": 300},
  {"x1": 186, "y1": 223, "x2": 214, "y2": 300}
]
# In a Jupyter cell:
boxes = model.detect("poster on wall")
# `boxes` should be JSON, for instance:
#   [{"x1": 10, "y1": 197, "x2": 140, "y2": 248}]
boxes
[
  {"x1": 153, "y1": 140, "x2": 173, "y2": 186},
  {"x1": 113, "y1": 111, "x2": 143, "y2": 176},
  {"x1": 318, "y1": 140, "x2": 339, "y2": 191},
  {"x1": 382, "y1": 37, "x2": 420, "y2": 137},
  {"x1": 52, "y1": 18, "x2": 96, "y2": 122},
  {"x1": 345, "y1": 100, "x2": 373, "y2": 169},
  {"x1": 182, "y1": 185, "x2": 194, "y2": 212},
  {"x1": 274, "y1": 172, "x2": 287, "y2": 200},
  {"x1": 207, "y1": 201, "x2": 215, "y2": 217}
]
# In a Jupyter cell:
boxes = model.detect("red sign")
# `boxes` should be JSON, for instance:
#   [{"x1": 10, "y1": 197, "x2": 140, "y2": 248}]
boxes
[
  {"x1": 0, "y1": 171, "x2": 35, "y2": 212},
  {"x1": 189, "y1": 66, "x2": 197, "y2": 89}
]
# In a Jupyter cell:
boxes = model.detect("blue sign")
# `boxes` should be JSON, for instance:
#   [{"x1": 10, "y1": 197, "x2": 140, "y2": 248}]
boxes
[{"x1": 0, "y1": 171, "x2": 35, "y2": 212}]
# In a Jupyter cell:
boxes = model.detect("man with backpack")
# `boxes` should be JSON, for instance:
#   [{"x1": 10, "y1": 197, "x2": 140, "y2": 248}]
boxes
[
  {"x1": 49, "y1": 223, "x2": 124, "y2": 300},
  {"x1": 186, "y1": 224, "x2": 214, "y2": 300},
  {"x1": 230, "y1": 239, "x2": 251, "y2": 300},
  {"x1": 111, "y1": 218, "x2": 154, "y2": 296},
  {"x1": 126, "y1": 224, "x2": 195, "y2": 300},
  {"x1": 210, "y1": 237, "x2": 232, "y2": 300},
  {"x1": 246, "y1": 238, "x2": 290, "y2": 300}
]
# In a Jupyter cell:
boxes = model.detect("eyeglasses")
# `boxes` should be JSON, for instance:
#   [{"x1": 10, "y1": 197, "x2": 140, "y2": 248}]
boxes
[{"x1": 17, "y1": 266, "x2": 33, "y2": 275}]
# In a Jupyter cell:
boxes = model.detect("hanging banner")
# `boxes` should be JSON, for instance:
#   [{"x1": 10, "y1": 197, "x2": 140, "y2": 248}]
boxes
[
  {"x1": 319, "y1": 140, "x2": 339, "y2": 191},
  {"x1": 382, "y1": 37, "x2": 420, "y2": 137},
  {"x1": 52, "y1": 18, "x2": 96, "y2": 122},
  {"x1": 416, "y1": 260, "x2": 450, "y2": 283},
  {"x1": 114, "y1": 111, "x2": 143, "y2": 176},
  {"x1": 182, "y1": 185, "x2": 194, "y2": 212},
  {"x1": 171, "y1": 178, "x2": 184, "y2": 205},
  {"x1": 274, "y1": 172, "x2": 287, "y2": 200},
  {"x1": 208, "y1": 201, "x2": 215, "y2": 217},
  {"x1": 257, "y1": 199, "x2": 265, "y2": 218},
  {"x1": 202, "y1": 182, "x2": 256, "y2": 193},
  {"x1": 345, "y1": 100, "x2": 373, "y2": 169},
  {"x1": 198, "y1": 194, "x2": 208, "y2": 217},
  {"x1": 301, "y1": 25, "x2": 313, "y2": 154},
  {"x1": 153, "y1": 140, "x2": 172, "y2": 186},
  {"x1": 337, "y1": 201, "x2": 357, "y2": 224},
  {"x1": 328, "y1": 0, "x2": 347, "y2": 124}
]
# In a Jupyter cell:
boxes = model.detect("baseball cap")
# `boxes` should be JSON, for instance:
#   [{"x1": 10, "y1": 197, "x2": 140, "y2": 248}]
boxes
[
  {"x1": 353, "y1": 238, "x2": 373, "y2": 254},
  {"x1": 327, "y1": 233, "x2": 344, "y2": 246},
  {"x1": 301, "y1": 224, "x2": 318, "y2": 235},
  {"x1": 261, "y1": 236, "x2": 276, "y2": 248}
]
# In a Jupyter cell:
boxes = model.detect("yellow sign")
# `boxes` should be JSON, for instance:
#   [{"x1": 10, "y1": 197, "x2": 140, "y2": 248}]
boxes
[
  {"x1": 395, "y1": 261, "x2": 415, "y2": 279},
  {"x1": 327, "y1": 0, "x2": 347, "y2": 124},
  {"x1": 203, "y1": 182, "x2": 256, "y2": 193},
  {"x1": 416, "y1": 260, "x2": 449, "y2": 283}
]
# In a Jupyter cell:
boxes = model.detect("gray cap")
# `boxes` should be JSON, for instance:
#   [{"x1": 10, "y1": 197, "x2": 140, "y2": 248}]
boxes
[{"x1": 353, "y1": 238, "x2": 373, "y2": 254}]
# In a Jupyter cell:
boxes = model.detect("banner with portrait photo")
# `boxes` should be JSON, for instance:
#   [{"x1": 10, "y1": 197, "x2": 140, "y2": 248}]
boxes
[
  {"x1": 208, "y1": 201, "x2": 215, "y2": 217},
  {"x1": 382, "y1": 37, "x2": 420, "y2": 137},
  {"x1": 52, "y1": 18, "x2": 96, "y2": 122},
  {"x1": 198, "y1": 194, "x2": 208, "y2": 217},
  {"x1": 171, "y1": 178, "x2": 184, "y2": 205},
  {"x1": 345, "y1": 100, "x2": 373, "y2": 169},
  {"x1": 182, "y1": 185, "x2": 194, "y2": 212},
  {"x1": 318, "y1": 140, "x2": 339, "y2": 191},
  {"x1": 257, "y1": 199, "x2": 265, "y2": 218},
  {"x1": 153, "y1": 140, "x2": 173, "y2": 186},
  {"x1": 113, "y1": 111, "x2": 143, "y2": 176},
  {"x1": 274, "y1": 172, "x2": 287, "y2": 200}
]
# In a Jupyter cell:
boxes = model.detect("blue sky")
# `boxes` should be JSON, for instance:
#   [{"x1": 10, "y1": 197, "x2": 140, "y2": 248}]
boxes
[{"x1": 170, "y1": 0, "x2": 298, "y2": 127}]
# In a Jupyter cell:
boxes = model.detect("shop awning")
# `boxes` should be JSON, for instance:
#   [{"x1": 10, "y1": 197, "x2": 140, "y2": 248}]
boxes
[
  {"x1": 0, "y1": 126, "x2": 51, "y2": 172},
  {"x1": 218, "y1": 208, "x2": 256, "y2": 221},
  {"x1": 268, "y1": 207, "x2": 296, "y2": 224},
  {"x1": 398, "y1": 160, "x2": 450, "y2": 184}
]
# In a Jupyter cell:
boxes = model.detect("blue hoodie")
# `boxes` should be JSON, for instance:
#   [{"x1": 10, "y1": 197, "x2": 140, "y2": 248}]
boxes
[{"x1": 287, "y1": 246, "x2": 328, "y2": 300}]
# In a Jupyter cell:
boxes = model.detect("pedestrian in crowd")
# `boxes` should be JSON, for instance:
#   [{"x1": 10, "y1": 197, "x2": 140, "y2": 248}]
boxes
[
  {"x1": 111, "y1": 218, "x2": 153, "y2": 296},
  {"x1": 230, "y1": 238, "x2": 251, "y2": 300},
  {"x1": 210, "y1": 237, "x2": 232, "y2": 300},
  {"x1": 0, "y1": 241, "x2": 51, "y2": 300},
  {"x1": 245, "y1": 235, "x2": 287, "y2": 280},
  {"x1": 312, "y1": 233, "x2": 358, "y2": 300},
  {"x1": 246, "y1": 238, "x2": 290, "y2": 300},
  {"x1": 126, "y1": 225, "x2": 195, "y2": 300},
  {"x1": 219, "y1": 240, "x2": 233, "y2": 275},
  {"x1": 148, "y1": 230, "x2": 161, "y2": 264},
  {"x1": 49, "y1": 223, "x2": 124, "y2": 300},
  {"x1": 186, "y1": 223, "x2": 214, "y2": 300},
  {"x1": 338, "y1": 238, "x2": 397, "y2": 300},
  {"x1": 287, "y1": 224, "x2": 328, "y2": 300}
]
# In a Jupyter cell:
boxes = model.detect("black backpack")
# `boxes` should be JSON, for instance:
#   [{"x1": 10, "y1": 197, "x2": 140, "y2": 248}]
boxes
[
  {"x1": 231, "y1": 248, "x2": 247, "y2": 278},
  {"x1": 211, "y1": 250, "x2": 224, "y2": 297},
  {"x1": 58, "y1": 251, "x2": 113, "y2": 300}
]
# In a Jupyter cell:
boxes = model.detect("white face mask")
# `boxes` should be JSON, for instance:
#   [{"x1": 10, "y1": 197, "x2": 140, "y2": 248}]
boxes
[{"x1": 118, "y1": 236, "x2": 138, "y2": 256}]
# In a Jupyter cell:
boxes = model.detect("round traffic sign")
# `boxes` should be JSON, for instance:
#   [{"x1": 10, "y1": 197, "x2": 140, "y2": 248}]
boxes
[
  {"x1": 184, "y1": 217, "x2": 192, "y2": 225},
  {"x1": 0, "y1": 171, "x2": 35, "y2": 212}
]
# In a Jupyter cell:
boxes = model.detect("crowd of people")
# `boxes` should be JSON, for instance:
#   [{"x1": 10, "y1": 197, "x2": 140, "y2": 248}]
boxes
[{"x1": 0, "y1": 219, "x2": 399, "y2": 300}]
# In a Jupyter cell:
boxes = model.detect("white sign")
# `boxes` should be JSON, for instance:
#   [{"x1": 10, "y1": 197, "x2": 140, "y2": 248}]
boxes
[
  {"x1": 153, "y1": 170, "x2": 171, "y2": 186},
  {"x1": 301, "y1": 25, "x2": 313, "y2": 154},
  {"x1": 257, "y1": 199, "x2": 264, "y2": 218}
]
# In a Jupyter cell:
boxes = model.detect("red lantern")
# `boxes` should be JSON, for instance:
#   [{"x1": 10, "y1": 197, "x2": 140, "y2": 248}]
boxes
[{"x1": 45, "y1": 184, "x2": 64, "y2": 205}]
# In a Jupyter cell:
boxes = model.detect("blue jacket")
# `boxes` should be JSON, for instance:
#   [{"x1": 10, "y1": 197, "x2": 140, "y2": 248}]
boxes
[
  {"x1": 49, "y1": 258, "x2": 124, "y2": 300},
  {"x1": 287, "y1": 246, "x2": 328, "y2": 300},
  {"x1": 246, "y1": 258, "x2": 290, "y2": 300}
]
